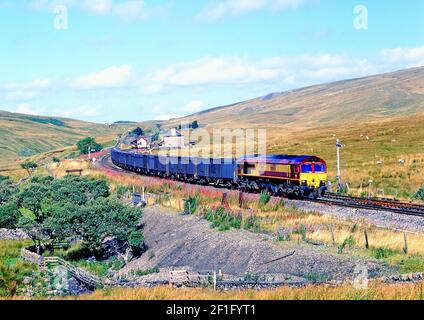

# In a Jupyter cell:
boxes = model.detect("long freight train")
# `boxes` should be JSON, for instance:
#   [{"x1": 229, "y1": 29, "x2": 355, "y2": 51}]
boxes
[{"x1": 111, "y1": 148, "x2": 328, "y2": 199}]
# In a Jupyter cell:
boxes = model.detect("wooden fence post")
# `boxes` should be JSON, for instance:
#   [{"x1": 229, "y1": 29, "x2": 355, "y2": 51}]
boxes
[
  {"x1": 330, "y1": 225, "x2": 336, "y2": 245},
  {"x1": 364, "y1": 229, "x2": 369, "y2": 250},
  {"x1": 238, "y1": 191, "x2": 244, "y2": 209},
  {"x1": 403, "y1": 233, "x2": 409, "y2": 255},
  {"x1": 222, "y1": 193, "x2": 229, "y2": 208}
]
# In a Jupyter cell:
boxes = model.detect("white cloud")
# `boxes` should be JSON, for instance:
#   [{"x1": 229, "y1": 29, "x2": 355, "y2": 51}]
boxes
[
  {"x1": 30, "y1": 0, "x2": 153, "y2": 21},
  {"x1": 72, "y1": 65, "x2": 132, "y2": 89},
  {"x1": 182, "y1": 100, "x2": 205, "y2": 113},
  {"x1": 5, "y1": 91, "x2": 40, "y2": 101},
  {"x1": 200, "y1": 0, "x2": 304, "y2": 21},
  {"x1": 142, "y1": 47, "x2": 424, "y2": 95},
  {"x1": 3, "y1": 79, "x2": 51, "y2": 90},
  {"x1": 379, "y1": 46, "x2": 424, "y2": 68},
  {"x1": 15, "y1": 103, "x2": 44, "y2": 115},
  {"x1": 52, "y1": 105, "x2": 103, "y2": 118},
  {"x1": 144, "y1": 57, "x2": 281, "y2": 93}
]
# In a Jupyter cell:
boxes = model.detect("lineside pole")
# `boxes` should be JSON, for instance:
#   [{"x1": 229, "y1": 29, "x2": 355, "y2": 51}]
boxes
[{"x1": 336, "y1": 139, "x2": 342, "y2": 191}]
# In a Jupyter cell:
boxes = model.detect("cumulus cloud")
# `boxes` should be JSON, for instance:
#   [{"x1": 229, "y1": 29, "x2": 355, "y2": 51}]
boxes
[
  {"x1": 182, "y1": 100, "x2": 205, "y2": 113},
  {"x1": 15, "y1": 103, "x2": 45, "y2": 115},
  {"x1": 141, "y1": 47, "x2": 424, "y2": 94},
  {"x1": 5, "y1": 91, "x2": 40, "y2": 101},
  {"x1": 72, "y1": 65, "x2": 132, "y2": 89},
  {"x1": 200, "y1": 0, "x2": 304, "y2": 21},
  {"x1": 52, "y1": 105, "x2": 103, "y2": 118},
  {"x1": 379, "y1": 46, "x2": 424, "y2": 68},
  {"x1": 30, "y1": 0, "x2": 152, "y2": 20},
  {"x1": 3, "y1": 79, "x2": 51, "y2": 90}
]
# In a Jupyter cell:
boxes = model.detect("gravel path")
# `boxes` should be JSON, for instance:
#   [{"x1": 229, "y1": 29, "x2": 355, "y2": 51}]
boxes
[
  {"x1": 120, "y1": 206, "x2": 397, "y2": 283},
  {"x1": 287, "y1": 199, "x2": 424, "y2": 234}
]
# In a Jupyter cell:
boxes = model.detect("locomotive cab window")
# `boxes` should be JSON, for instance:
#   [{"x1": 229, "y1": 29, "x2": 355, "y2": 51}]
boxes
[
  {"x1": 314, "y1": 164, "x2": 326, "y2": 173},
  {"x1": 301, "y1": 164, "x2": 313, "y2": 173}
]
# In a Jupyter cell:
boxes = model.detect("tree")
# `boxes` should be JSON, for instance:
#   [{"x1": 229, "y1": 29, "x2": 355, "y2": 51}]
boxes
[
  {"x1": 0, "y1": 201, "x2": 20, "y2": 229},
  {"x1": 16, "y1": 183, "x2": 50, "y2": 223},
  {"x1": 191, "y1": 120, "x2": 199, "y2": 130},
  {"x1": 132, "y1": 127, "x2": 144, "y2": 136},
  {"x1": 414, "y1": 187, "x2": 424, "y2": 201},
  {"x1": 21, "y1": 162, "x2": 38, "y2": 177},
  {"x1": 0, "y1": 178, "x2": 14, "y2": 205},
  {"x1": 17, "y1": 216, "x2": 46, "y2": 254},
  {"x1": 77, "y1": 198, "x2": 143, "y2": 261},
  {"x1": 76, "y1": 137, "x2": 102, "y2": 155}
]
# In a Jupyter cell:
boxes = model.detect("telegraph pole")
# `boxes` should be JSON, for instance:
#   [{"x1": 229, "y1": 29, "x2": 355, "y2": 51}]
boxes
[{"x1": 336, "y1": 139, "x2": 343, "y2": 192}]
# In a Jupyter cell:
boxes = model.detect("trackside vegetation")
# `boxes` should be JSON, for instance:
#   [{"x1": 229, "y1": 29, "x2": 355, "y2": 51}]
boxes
[{"x1": 0, "y1": 175, "x2": 144, "y2": 260}]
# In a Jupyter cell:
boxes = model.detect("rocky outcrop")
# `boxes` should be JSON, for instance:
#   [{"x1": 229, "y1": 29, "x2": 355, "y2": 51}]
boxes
[{"x1": 0, "y1": 229, "x2": 30, "y2": 240}]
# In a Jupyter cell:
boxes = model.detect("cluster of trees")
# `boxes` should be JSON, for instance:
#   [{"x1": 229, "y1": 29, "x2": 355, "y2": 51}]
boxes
[
  {"x1": 77, "y1": 137, "x2": 103, "y2": 155},
  {"x1": 132, "y1": 127, "x2": 144, "y2": 136},
  {"x1": 176, "y1": 120, "x2": 199, "y2": 130},
  {"x1": 0, "y1": 175, "x2": 144, "y2": 262}
]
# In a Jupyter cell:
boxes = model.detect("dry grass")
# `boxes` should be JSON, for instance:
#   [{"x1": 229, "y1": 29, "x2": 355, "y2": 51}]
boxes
[{"x1": 70, "y1": 282, "x2": 424, "y2": 300}]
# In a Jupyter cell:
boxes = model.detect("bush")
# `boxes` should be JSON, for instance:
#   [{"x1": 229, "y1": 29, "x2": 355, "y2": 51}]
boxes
[
  {"x1": 414, "y1": 187, "x2": 424, "y2": 201},
  {"x1": 77, "y1": 137, "x2": 102, "y2": 155},
  {"x1": 306, "y1": 272, "x2": 329, "y2": 283},
  {"x1": 184, "y1": 195, "x2": 199, "y2": 215},
  {"x1": 295, "y1": 224, "x2": 307, "y2": 242},
  {"x1": 204, "y1": 207, "x2": 242, "y2": 231},
  {"x1": 338, "y1": 236, "x2": 356, "y2": 254},
  {"x1": 372, "y1": 247, "x2": 396, "y2": 260},
  {"x1": 259, "y1": 192, "x2": 271, "y2": 207},
  {"x1": 0, "y1": 201, "x2": 20, "y2": 229}
]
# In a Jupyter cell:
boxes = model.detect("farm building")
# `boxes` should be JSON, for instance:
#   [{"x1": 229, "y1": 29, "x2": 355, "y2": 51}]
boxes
[
  {"x1": 136, "y1": 136, "x2": 150, "y2": 150},
  {"x1": 162, "y1": 128, "x2": 185, "y2": 148}
]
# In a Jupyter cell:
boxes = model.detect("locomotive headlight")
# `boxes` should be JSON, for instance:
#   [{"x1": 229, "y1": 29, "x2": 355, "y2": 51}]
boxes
[{"x1": 301, "y1": 180, "x2": 308, "y2": 186}]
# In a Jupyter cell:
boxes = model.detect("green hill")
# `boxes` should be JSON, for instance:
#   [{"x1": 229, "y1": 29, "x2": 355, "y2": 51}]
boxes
[{"x1": 0, "y1": 111, "x2": 127, "y2": 165}]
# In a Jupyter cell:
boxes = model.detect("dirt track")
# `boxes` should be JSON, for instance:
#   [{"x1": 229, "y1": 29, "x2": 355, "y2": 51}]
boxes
[{"x1": 120, "y1": 206, "x2": 397, "y2": 283}]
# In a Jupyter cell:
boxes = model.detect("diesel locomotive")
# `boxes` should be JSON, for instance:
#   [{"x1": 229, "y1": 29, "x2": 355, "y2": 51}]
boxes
[{"x1": 111, "y1": 148, "x2": 327, "y2": 199}]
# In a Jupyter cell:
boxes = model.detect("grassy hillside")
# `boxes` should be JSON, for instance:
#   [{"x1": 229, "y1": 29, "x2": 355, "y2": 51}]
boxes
[
  {"x1": 169, "y1": 67, "x2": 424, "y2": 130},
  {"x1": 0, "y1": 111, "x2": 132, "y2": 173}
]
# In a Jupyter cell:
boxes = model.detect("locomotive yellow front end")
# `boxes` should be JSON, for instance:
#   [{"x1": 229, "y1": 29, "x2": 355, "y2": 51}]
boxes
[{"x1": 299, "y1": 162, "x2": 328, "y2": 190}]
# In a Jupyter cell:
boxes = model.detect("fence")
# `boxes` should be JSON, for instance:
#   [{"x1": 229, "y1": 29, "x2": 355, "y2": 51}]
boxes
[
  {"x1": 21, "y1": 248, "x2": 104, "y2": 289},
  {"x1": 169, "y1": 270, "x2": 218, "y2": 289}
]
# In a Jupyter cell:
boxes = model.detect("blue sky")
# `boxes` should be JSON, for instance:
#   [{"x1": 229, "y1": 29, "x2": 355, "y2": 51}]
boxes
[{"x1": 1, "y1": 0, "x2": 424, "y2": 123}]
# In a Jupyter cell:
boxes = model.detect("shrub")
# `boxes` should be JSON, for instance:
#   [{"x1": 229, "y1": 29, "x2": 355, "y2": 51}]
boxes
[
  {"x1": 414, "y1": 187, "x2": 424, "y2": 201},
  {"x1": 258, "y1": 191, "x2": 271, "y2": 207},
  {"x1": 295, "y1": 224, "x2": 307, "y2": 242},
  {"x1": 306, "y1": 272, "x2": 329, "y2": 283},
  {"x1": 135, "y1": 267, "x2": 160, "y2": 277},
  {"x1": 372, "y1": 247, "x2": 396, "y2": 260},
  {"x1": 184, "y1": 195, "x2": 199, "y2": 215},
  {"x1": 277, "y1": 229, "x2": 291, "y2": 242},
  {"x1": 338, "y1": 236, "x2": 356, "y2": 254},
  {"x1": 77, "y1": 137, "x2": 102, "y2": 155}
]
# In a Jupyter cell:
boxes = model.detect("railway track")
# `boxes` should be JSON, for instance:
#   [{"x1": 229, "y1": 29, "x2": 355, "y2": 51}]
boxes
[
  {"x1": 98, "y1": 154, "x2": 424, "y2": 217},
  {"x1": 318, "y1": 193, "x2": 424, "y2": 217}
]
